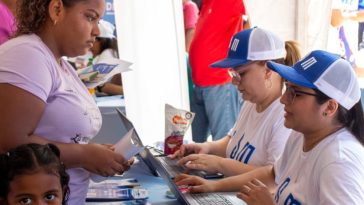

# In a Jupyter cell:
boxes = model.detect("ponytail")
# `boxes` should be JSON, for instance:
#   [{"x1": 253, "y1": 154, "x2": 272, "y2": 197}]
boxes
[
  {"x1": 283, "y1": 41, "x2": 301, "y2": 66},
  {"x1": 270, "y1": 40, "x2": 301, "y2": 66},
  {"x1": 337, "y1": 101, "x2": 364, "y2": 146}
]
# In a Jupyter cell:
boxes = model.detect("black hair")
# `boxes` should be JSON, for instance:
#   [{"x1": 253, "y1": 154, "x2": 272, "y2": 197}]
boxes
[
  {"x1": 0, "y1": 143, "x2": 70, "y2": 205},
  {"x1": 95, "y1": 37, "x2": 119, "y2": 58},
  {"x1": 314, "y1": 89, "x2": 364, "y2": 146}
]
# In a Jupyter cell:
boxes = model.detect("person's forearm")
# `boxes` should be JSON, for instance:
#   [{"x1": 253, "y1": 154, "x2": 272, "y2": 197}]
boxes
[
  {"x1": 205, "y1": 136, "x2": 230, "y2": 157},
  {"x1": 185, "y1": 28, "x2": 195, "y2": 52},
  {"x1": 29, "y1": 135, "x2": 85, "y2": 168},
  {"x1": 348, "y1": 10, "x2": 364, "y2": 22},
  {"x1": 218, "y1": 158, "x2": 258, "y2": 176},
  {"x1": 213, "y1": 165, "x2": 276, "y2": 192},
  {"x1": 100, "y1": 83, "x2": 123, "y2": 95}
]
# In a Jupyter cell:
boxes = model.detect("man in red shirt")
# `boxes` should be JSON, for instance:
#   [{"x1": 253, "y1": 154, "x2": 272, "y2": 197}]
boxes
[{"x1": 189, "y1": 0, "x2": 245, "y2": 142}]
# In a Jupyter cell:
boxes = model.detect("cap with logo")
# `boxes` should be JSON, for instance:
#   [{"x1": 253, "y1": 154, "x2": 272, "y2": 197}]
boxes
[
  {"x1": 210, "y1": 27, "x2": 286, "y2": 69},
  {"x1": 267, "y1": 50, "x2": 360, "y2": 110},
  {"x1": 98, "y1": 19, "x2": 116, "y2": 39}
]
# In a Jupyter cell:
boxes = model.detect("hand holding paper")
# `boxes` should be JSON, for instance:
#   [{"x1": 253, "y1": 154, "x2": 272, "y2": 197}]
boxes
[
  {"x1": 91, "y1": 129, "x2": 143, "y2": 182},
  {"x1": 112, "y1": 128, "x2": 144, "y2": 160}
]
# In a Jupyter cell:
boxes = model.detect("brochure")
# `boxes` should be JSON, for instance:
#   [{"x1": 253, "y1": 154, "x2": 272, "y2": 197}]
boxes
[
  {"x1": 112, "y1": 128, "x2": 144, "y2": 160},
  {"x1": 90, "y1": 129, "x2": 144, "y2": 183},
  {"x1": 78, "y1": 58, "x2": 132, "y2": 88},
  {"x1": 86, "y1": 178, "x2": 148, "y2": 203}
]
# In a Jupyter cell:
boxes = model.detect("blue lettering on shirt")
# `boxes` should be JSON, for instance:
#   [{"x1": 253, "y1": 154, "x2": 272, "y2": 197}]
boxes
[
  {"x1": 284, "y1": 194, "x2": 301, "y2": 205},
  {"x1": 275, "y1": 177, "x2": 301, "y2": 205},
  {"x1": 275, "y1": 177, "x2": 290, "y2": 202},
  {"x1": 229, "y1": 134, "x2": 255, "y2": 164}
]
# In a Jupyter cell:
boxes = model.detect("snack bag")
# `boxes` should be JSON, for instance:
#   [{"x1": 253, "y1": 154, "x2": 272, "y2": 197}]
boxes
[{"x1": 164, "y1": 104, "x2": 195, "y2": 155}]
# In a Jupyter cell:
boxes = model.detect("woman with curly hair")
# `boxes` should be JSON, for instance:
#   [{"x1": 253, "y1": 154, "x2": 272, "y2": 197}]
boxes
[{"x1": 0, "y1": 0, "x2": 132, "y2": 204}]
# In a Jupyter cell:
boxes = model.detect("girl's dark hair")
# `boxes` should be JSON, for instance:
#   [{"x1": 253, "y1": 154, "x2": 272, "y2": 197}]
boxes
[
  {"x1": 0, "y1": 143, "x2": 70, "y2": 205},
  {"x1": 95, "y1": 37, "x2": 119, "y2": 58},
  {"x1": 314, "y1": 89, "x2": 364, "y2": 146},
  {"x1": 15, "y1": 0, "x2": 86, "y2": 36}
]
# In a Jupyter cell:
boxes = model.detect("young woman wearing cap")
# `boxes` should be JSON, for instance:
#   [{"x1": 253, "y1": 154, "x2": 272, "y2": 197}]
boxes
[
  {"x1": 171, "y1": 27, "x2": 301, "y2": 177},
  {"x1": 0, "y1": 0, "x2": 132, "y2": 204},
  {"x1": 175, "y1": 50, "x2": 364, "y2": 204},
  {"x1": 90, "y1": 19, "x2": 123, "y2": 95}
]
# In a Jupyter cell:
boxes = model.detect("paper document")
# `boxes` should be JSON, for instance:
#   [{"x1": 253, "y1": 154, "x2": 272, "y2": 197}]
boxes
[
  {"x1": 78, "y1": 59, "x2": 132, "y2": 88},
  {"x1": 91, "y1": 129, "x2": 143, "y2": 182},
  {"x1": 113, "y1": 128, "x2": 144, "y2": 160}
]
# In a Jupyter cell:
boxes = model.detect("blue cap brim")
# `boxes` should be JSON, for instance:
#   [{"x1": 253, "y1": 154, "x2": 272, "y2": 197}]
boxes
[
  {"x1": 210, "y1": 58, "x2": 251, "y2": 68},
  {"x1": 267, "y1": 61, "x2": 316, "y2": 88}
]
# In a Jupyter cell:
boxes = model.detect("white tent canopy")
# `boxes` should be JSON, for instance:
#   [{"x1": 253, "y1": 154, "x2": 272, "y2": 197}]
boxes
[{"x1": 245, "y1": 0, "x2": 333, "y2": 55}]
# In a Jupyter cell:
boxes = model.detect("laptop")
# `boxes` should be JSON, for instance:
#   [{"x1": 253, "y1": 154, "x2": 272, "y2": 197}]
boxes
[
  {"x1": 115, "y1": 108, "x2": 223, "y2": 179},
  {"x1": 115, "y1": 109, "x2": 245, "y2": 205}
]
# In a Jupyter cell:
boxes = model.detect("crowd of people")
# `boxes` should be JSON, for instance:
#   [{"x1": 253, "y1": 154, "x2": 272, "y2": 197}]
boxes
[{"x1": 0, "y1": 0, "x2": 364, "y2": 205}]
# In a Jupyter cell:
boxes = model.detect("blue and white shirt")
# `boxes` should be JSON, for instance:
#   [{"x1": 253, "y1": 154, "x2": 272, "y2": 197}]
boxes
[
  {"x1": 274, "y1": 128, "x2": 364, "y2": 205},
  {"x1": 225, "y1": 99, "x2": 291, "y2": 166}
]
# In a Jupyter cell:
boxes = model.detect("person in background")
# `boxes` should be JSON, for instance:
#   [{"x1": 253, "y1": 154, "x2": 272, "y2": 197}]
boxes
[
  {"x1": 329, "y1": 0, "x2": 364, "y2": 65},
  {"x1": 182, "y1": 0, "x2": 199, "y2": 102},
  {"x1": 0, "y1": 143, "x2": 70, "y2": 205},
  {"x1": 183, "y1": 0, "x2": 199, "y2": 52},
  {"x1": 172, "y1": 28, "x2": 301, "y2": 177},
  {"x1": 189, "y1": 0, "x2": 246, "y2": 143},
  {"x1": 0, "y1": 0, "x2": 17, "y2": 45},
  {"x1": 175, "y1": 50, "x2": 364, "y2": 205},
  {"x1": 0, "y1": 0, "x2": 131, "y2": 204},
  {"x1": 90, "y1": 19, "x2": 123, "y2": 96}
]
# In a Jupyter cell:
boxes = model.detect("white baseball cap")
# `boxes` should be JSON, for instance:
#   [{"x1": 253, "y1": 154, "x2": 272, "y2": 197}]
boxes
[
  {"x1": 211, "y1": 27, "x2": 286, "y2": 68},
  {"x1": 98, "y1": 19, "x2": 115, "y2": 39},
  {"x1": 267, "y1": 50, "x2": 361, "y2": 110}
]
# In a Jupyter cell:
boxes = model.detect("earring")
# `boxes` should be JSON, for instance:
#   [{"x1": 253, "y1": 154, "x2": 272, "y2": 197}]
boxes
[
  {"x1": 53, "y1": 20, "x2": 57, "y2": 26},
  {"x1": 323, "y1": 112, "x2": 327, "y2": 117}
]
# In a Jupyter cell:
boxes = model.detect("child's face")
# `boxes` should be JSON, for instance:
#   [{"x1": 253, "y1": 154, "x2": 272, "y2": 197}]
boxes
[{"x1": 7, "y1": 170, "x2": 64, "y2": 205}]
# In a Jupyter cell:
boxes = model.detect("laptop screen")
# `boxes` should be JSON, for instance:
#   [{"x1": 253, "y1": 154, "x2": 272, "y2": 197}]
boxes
[{"x1": 115, "y1": 108, "x2": 159, "y2": 176}]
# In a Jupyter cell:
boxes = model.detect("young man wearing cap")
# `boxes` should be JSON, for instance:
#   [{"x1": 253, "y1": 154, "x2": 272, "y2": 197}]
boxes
[
  {"x1": 175, "y1": 50, "x2": 364, "y2": 204},
  {"x1": 172, "y1": 28, "x2": 301, "y2": 177},
  {"x1": 188, "y1": 0, "x2": 245, "y2": 143}
]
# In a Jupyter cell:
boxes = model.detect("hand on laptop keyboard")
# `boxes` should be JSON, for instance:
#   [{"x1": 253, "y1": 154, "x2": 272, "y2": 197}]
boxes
[
  {"x1": 169, "y1": 143, "x2": 211, "y2": 159},
  {"x1": 177, "y1": 153, "x2": 223, "y2": 174},
  {"x1": 174, "y1": 173, "x2": 219, "y2": 193}
]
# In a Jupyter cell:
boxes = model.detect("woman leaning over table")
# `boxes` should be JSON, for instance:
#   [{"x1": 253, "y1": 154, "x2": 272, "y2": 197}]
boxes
[
  {"x1": 0, "y1": 0, "x2": 131, "y2": 204},
  {"x1": 175, "y1": 50, "x2": 364, "y2": 204},
  {"x1": 172, "y1": 27, "x2": 301, "y2": 177}
]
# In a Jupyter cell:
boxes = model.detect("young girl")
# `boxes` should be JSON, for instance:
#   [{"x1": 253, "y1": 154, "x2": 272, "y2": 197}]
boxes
[{"x1": 0, "y1": 143, "x2": 70, "y2": 205}]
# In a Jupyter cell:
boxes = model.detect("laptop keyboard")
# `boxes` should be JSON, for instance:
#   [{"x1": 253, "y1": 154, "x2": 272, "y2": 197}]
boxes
[
  {"x1": 191, "y1": 193, "x2": 234, "y2": 205},
  {"x1": 158, "y1": 156, "x2": 185, "y2": 177}
]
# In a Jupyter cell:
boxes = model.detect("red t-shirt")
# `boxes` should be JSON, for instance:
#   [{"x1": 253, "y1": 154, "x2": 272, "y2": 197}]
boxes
[{"x1": 189, "y1": 0, "x2": 245, "y2": 87}]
